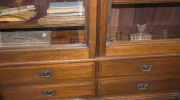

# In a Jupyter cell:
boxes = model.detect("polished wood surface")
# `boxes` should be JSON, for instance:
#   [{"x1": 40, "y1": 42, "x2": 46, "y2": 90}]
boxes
[
  {"x1": 106, "y1": 43, "x2": 180, "y2": 56},
  {"x1": 97, "y1": 92, "x2": 180, "y2": 100},
  {"x1": 99, "y1": 57, "x2": 180, "y2": 78},
  {"x1": 0, "y1": 48, "x2": 89, "y2": 63},
  {"x1": 112, "y1": 0, "x2": 180, "y2": 4},
  {"x1": 99, "y1": 74, "x2": 180, "y2": 96},
  {"x1": 96, "y1": 0, "x2": 109, "y2": 57},
  {"x1": 0, "y1": 62, "x2": 95, "y2": 85},
  {"x1": 0, "y1": 53, "x2": 180, "y2": 67},
  {"x1": 0, "y1": 0, "x2": 180, "y2": 99},
  {"x1": 1, "y1": 81, "x2": 94, "y2": 100},
  {"x1": 88, "y1": 0, "x2": 97, "y2": 58}
]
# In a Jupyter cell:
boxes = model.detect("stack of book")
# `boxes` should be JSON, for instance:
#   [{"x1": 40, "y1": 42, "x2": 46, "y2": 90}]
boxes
[
  {"x1": 0, "y1": 5, "x2": 36, "y2": 22},
  {"x1": 38, "y1": 1, "x2": 85, "y2": 25}
]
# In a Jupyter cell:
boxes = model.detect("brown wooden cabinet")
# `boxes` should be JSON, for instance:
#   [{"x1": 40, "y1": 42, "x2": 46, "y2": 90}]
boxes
[{"x1": 0, "y1": 0, "x2": 180, "y2": 100}]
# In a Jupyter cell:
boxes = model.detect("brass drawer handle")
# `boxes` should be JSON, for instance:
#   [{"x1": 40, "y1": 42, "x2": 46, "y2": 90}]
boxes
[
  {"x1": 38, "y1": 71, "x2": 53, "y2": 78},
  {"x1": 140, "y1": 65, "x2": 152, "y2": 72},
  {"x1": 137, "y1": 83, "x2": 148, "y2": 90},
  {"x1": 42, "y1": 90, "x2": 55, "y2": 96}
]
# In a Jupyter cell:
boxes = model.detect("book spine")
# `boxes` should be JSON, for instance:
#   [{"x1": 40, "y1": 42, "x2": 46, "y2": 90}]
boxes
[
  {"x1": 49, "y1": 1, "x2": 84, "y2": 9},
  {"x1": 47, "y1": 7, "x2": 85, "y2": 14},
  {"x1": 38, "y1": 19, "x2": 85, "y2": 25}
]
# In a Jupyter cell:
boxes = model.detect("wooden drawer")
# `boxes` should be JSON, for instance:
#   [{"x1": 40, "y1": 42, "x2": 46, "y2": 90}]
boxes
[
  {"x1": 98, "y1": 74, "x2": 180, "y2": 96},
  {"x1": 0, "y1": 62, "x2": 95, "y2": 85},
  {"x1": 99, "y1": 92, "x2": 180, "y2": 100},
  {"x1": 1, "y1": 81, "x2": 94, "y2": 100},
  {"x1": 99, "y1": 57, "x2": 180, "y2": 78}
]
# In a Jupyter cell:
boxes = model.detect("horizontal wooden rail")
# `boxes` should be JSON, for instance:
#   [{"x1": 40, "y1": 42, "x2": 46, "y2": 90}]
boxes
[{"x1": 112, "y1": 0, "x2": 180, "y2": 4}]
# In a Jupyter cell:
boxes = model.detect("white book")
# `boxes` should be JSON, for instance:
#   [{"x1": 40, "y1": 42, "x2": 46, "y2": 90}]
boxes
[
  {"x1": 46, "y1": 12, "x2": 85, "y2": 17},
  {"x1": 49, "y1": 1, "x2": 84, "y2": 9}
]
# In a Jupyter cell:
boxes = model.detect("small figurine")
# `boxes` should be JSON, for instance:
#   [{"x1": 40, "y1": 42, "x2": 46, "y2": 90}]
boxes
[
  {"x1": 137, "y1": 24, "x2": 146, "y2": 34},
  {"x1": 162, "y1": 29, "x2": 168, "y2": 39},
  {"x1": 149, "y1": 26, "x2": 154, "y2": 34},
  {"x1": 116, "y1": 32, "x2": 122, "y2": 41},
  {"x1": 110, "y1": 31, "x2": 122, "y2": 42},
  {"x1": 130, "y1": 24, "x2": 152, "y2": 41}
]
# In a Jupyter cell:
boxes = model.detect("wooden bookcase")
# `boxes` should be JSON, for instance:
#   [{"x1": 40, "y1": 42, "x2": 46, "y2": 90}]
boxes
[{"x1": 0, "y1": 0, "x2": 180, "y2": 99}]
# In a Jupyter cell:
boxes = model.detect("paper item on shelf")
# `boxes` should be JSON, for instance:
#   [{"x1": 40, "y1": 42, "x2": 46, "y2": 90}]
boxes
[
  {"x1": 39, "y1": 16, "x2": 85, "y2": 20},
  {"x1": 8, "y1": 11, "x2": 37, "y2": 20},
  {"x1": 49, "y1": 1, "x2": 84, "y2": 9},
  {"x1": 0, "y1": 5, "x2": 35, "y2": 16},
  {"x1": 45, "y1": 12, "x2": 85, "y2": 17},
  {"x1": 47, "y1": 7, "x2": 85, "y2": 14},
  {"x1": 0, "y1": 15, "x2": 26, "y2": 22},
  {"x1": 0, "y1": 7, "x2": 18, "y2": 16},
  {"x1": 38, "y1": 16, "x2": 85, "y2": 25},
  {"x1": 18, "y1": 5, "x2": 35, "y2": 11}
]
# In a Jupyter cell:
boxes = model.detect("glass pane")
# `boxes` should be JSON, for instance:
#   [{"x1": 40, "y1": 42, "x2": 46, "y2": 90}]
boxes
[
  {"x1": 108, "y1": 2, "x2": 180, "y2": 43},
  {"x1": 0, "y1": 0, "x2": 88, "y2": 47}
]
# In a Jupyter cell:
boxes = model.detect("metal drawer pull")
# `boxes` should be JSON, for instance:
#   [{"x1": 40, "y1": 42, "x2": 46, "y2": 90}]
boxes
[
  {"x1": 42, "y1": 90, "x2": 55, "y2": 96},
  {"x1": 137, "y1": 83, "x2": 148, "y2": 90},
  {"x1": 38, "y1": 71, "x2": 53, "y2": 78},
  {"x1": 140, "y1": 65, "x2": 152, "y2": 71}
]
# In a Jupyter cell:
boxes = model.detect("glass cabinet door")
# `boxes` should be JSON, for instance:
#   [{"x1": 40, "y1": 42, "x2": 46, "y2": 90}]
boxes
[
  {"x1": 108, "y1": 0, "x2": 180, "y2": 45},
  {"x1": 0, "y1": 0, "x2": 88, "y2": 48}
]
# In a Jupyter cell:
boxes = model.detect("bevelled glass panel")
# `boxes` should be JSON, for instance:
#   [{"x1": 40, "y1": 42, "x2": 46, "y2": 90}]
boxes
[
  {"x1": 0, "y1": 0, "x2": 88, "y2": 47},
  {"x1": 108, "y1": 1, "x2": 180, "y2": 44}
]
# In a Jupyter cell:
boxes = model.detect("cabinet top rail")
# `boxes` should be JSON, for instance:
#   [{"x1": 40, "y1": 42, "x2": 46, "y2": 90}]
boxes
[{"x1": 112, "y1": 0, "x2": 180, "y2": 4}]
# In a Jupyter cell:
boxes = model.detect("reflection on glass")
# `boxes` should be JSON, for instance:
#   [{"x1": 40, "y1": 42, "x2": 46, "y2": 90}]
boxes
[
  {"x1": 0, "y1": 0, "x2": 87, "y2": 47},
  {"x1": 108, "y1": 3, "x2": 180, "y2": 43}
]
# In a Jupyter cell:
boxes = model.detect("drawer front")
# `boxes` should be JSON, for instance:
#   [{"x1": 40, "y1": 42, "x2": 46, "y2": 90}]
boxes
[
  {"x1": 99, "y1": 75, "x2": 180, "y2": 96},
  {"x1": 1, "y1": 81, "x2": 94, "y2": 100},
  {"x1": 100, "y1": 57, "x2": 180, "y2": 77},
  {"x1": 0, "y1": 62, "x2": 95, "y2": 85},
  {"x1": 100, "y1": 92, "x2": 180, "y2": 100},
  {"x1": 0, "y1": 31, "x2": 52, "y2": 47}
]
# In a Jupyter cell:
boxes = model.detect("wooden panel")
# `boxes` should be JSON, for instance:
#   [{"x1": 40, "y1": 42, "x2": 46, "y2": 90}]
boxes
[
  {"x1": 0, "y1": 62, "x2": 94, "y2": 85},
  {"x1": 11, "y1": 0, "x2": 37, "y2": 7},
  {"x1": 1, "y1": 81, "x2": 94, "y2": 100},
  {"x1": 26, "y1": 91, "x2": 179, "y2": 99},
  {"x1": 136, "y1": 7, "x2": 175, "y2": 25},
  {"x1": 99, "y1": 92, "x2": 180, "y2": 100},
  {"x1": 0, "y1": 0, "x2": 12, "y2": 7},
  {"x1": 52, "y1": 30, "x2": 85, "y2": 44},
  {"x1": 38, "y1": 0, "x2": 48, "y2": 15},
  {"x1": 172, "y1": 7, "x2": 180, "y2": 25},
  {"x1": 99, "y1": 74, "x2": 180, "y2": 96},
  {"x1": 112, "y1": 0, "x2": 180, "y2": 4},
  {"x1": 0, "y1": 48, "x2": 89, "y2": 63},
  {"x1": 100, "y1": 57, "x2": 180, "y2": 78},
  {"x1": 97, "y1": 0, "x2": 109, "y2": 57},
  {"x1": 111, "y1": 8, "x2": 135, "y2": 27},
  {"x1": 106, "y1": 42, "x2": 180, "y2": 56},
  {"x1": 133, "y1": 7, "x2": 176, "y2": 26},
  {"x1": 88, "y1": 0, "x2": 97, "y2": 58}
]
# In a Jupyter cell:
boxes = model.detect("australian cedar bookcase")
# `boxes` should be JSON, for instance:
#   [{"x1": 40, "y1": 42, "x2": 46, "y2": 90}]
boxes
[{"x1": 0, "y1": 0, "x2": 180, "y2": 99}]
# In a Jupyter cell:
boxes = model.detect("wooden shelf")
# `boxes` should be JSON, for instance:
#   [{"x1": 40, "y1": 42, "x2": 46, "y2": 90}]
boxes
[
  {"x1": 112, "y1": 0, "x2": 180, "y2": 4},
  {"x1": 0, "y1": 15, "x2": 85, "y2": 30}
]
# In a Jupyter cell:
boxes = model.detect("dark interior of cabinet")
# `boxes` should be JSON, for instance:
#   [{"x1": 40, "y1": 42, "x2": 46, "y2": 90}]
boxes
[
  {"x1": 109, "y1": 3, "x2": 180, "y2": 42},
  {"x1": 0, "y1": 0, "x2": 88, "y2": 46}
]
